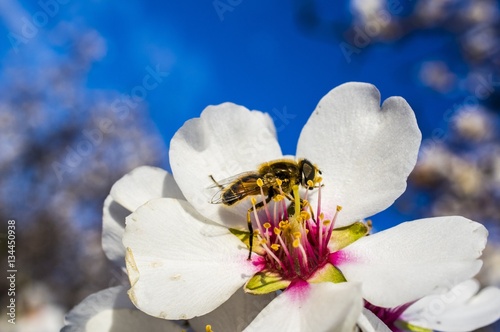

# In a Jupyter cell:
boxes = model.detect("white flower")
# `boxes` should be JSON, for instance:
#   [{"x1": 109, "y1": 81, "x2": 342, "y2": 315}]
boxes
[
  {"x1": 62, "y1": 285, "x2": 275, "y2": 332},
  {"x1": 107, "y1": 82, "x2": 486, "y2": 331},
  {"x1": 359, "y1": 279, "x2": 500, "y2": 331}
]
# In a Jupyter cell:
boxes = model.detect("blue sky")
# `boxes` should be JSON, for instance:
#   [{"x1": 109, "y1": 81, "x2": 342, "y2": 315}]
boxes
[{"x1": 1, "y1": 0, "x2": 474, "y2": 229}]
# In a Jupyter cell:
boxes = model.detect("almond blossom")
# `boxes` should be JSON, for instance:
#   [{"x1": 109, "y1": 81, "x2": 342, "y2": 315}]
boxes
[{"x1": 119, "y1": 82, "x2": 487, "y2": 331}]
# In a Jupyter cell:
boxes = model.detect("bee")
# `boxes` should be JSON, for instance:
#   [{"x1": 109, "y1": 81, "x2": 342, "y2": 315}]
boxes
[{"x1": 209, "y1": 158, "x2": 322, "y2": 259}]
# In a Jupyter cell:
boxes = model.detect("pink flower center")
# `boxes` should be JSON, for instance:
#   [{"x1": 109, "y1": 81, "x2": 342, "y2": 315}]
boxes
[
  {"x1": 365, "y1": 301, "x2": 414, "y2": 332},
  {"x1": 251, "y1": 182, "x2": 341, "y2": 281}
]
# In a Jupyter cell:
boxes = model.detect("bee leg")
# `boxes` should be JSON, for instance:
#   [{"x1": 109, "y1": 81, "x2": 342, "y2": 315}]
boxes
[
  {"x1": 209, "y1": 175, "x2": 224, "y2": 190},
  {"x1": 246, "y1": 195, "x2": 272, "y2": 260}
]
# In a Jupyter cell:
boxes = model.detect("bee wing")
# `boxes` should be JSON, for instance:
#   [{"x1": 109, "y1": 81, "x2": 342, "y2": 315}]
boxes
[{"x1": 208, "y1": 171, "x2": 263, "y2": 204}]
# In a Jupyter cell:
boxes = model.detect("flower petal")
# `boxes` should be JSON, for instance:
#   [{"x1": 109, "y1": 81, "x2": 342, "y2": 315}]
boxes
[
  {"x1": 296, "y1": 82, "x2": 421, "y2": 226},
  {"x1": 122, "y1": 198, "x2": 260, "y2": 319},
  {"x1": 357, "y1": 308, "x2": 392, "y2": 332},
  {"x1": 110, "y1": 166, "x2": 184, "y2": 211},
  {"x1": 102, "y1": 167, "x2": 184, "y2": 267},
  {"x1": 403, "y1": 280, "x2": 500, "y2": 331},
  {"x1": 189, "y1": 288, "x2": 275, "y2": 332},
  {"x1": 103, "y1": 196, "x2": 132, "y2": 267},
  {"x1": 62, "y1": 286, "x2": 182, "y2": 332},
  {"x1": 244, "y1": 282, "x2": 363, "y2": 332},
  {"x1": 334, "y1": 217, "x2": 487, "y2": 307},
  {"x1": 169, "y1": 103, "x2": 282, "y2": 229}
]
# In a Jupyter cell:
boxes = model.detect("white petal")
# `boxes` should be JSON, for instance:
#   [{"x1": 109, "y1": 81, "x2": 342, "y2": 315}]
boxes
[
  {"x1": 62, "y1": 286, "x2": 182, "y2": 332},
  {"x1": 169, "y1": 103, "x2": 282, "y2": 229},
  {"x1": 334, "y1": 217, "x2": 487, "y2": 307},
  {"x1": 297, "y1": 82, "x2": 421, "y2": 226},
  {"x1": 102, "y1": 167, "x2": 184, "y2": 266},
  {"x1": 357, "y1": 308, "x2": 392, "y2": 332},
  {"x1": 403, "y1": 279, "x2": 480, "y2": 318},
  {"x1": 244, "y1": 282, "x2": 363, "y2": 332},
  {"x1": 123, "y1": 198, "x2": 259, "y2": 320},
  {"x1": 403, "y1": 280, "x2": 500, "y2": 331},
  {"x1": 102, "y1": 196, "x2": 131, "y2": 267},
  {"x1": 189, "y1": 288, "x2": 275, "y2": 332},
  {"x1": 110, "y1": 166, "x2": 184, "y2": 211}
]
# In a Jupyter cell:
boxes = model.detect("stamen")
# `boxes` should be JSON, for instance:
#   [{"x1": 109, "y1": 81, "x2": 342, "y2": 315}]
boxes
[
  {"x1": 263, "y1": 242, "x2": 286, "y2": 271},
  {"x1": 206, "y1": 325, "x2": 213, "y2": 332},
  {"x1": 271, "y1": 243, "x2": 280, "y2": 251},
  {"x1": 250, "y1": 198, "x2": 264, "y2": 235}
]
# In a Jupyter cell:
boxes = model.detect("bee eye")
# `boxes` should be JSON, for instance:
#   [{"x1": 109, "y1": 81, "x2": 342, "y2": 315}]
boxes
[{"x1": 301, "y1": 160, "x2": 315, "y2": 183}]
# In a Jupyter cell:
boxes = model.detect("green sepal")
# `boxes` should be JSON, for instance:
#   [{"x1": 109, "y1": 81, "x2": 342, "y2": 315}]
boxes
[
  {"x1": 329, "y1": 221, "x2": 370, "y2": 252},
  {"x1": 244, "y1": 270, "x2": 291, "y2": 295},
  {"x1": 308, "y1": 263, "x2": 346, "y2": 284},
  {"x1": 229, "y1": 228, "x2": 265, "y2": 255},
  {"x1": 395, "y1": 320, "x2": 432, "y2": 332}
]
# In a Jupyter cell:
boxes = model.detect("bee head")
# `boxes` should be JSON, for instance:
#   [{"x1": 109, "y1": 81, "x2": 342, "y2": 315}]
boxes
[{"x1": 299, "y1": 159, "x2": 322, "y2": 189}]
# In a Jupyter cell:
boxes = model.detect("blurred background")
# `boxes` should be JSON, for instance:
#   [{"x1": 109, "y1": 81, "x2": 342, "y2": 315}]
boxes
[{"x1": 0, "y1": 0, "x2": 499, "y2": 331}]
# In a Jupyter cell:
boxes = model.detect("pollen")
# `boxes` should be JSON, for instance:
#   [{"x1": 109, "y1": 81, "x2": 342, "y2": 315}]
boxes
[
  {"x1": 293, "y1": 231, "x2": 302, "y2": 238},
  {"x1": 273, "y1": 194, "x2": 284, "y2": 202},
  {"x1": 263, "y1": 222, "x2": 272, "y2": 229},
  {"x1": 251, "y1": 197, "x2": 257, "y2": 205},
  {"x1": 276, "y1": 178, "x2": 283, "y2": 186},
  {"x1": 292, "y1": 238, "x2": 300, "y2": 248},
  {"x1": 271, "y1": 244, "x2": 280, "y2": 251},
  {"x1": 336, "y1": 205, "x2": 342, "y2": 211},
  {"x1": 323, "y1": 219, "x2": 331, "y2": 226},
  {"x1": 307, "y1": 179, "x2": 314, "y2": 188},
  {"x1": 300, "y1": 211, "x2": 311, "y2": 220},
  {"x1": 257, "y1": 178, "x2": 264, "y2": 187},
  {"x1": 205, "y1": 325, "x2": 213, "y2": 332},
  {"x1": 279, "y1": 220, "x2": 289, "y2": 228},
  {"x1": 274, "y1": 228, "x2": 281, "y2": 235}
]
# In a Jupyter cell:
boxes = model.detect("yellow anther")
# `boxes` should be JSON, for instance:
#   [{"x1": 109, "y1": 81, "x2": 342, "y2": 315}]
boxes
[
  {"x1": 274, "y1": 228, "x2": 281, "y2": 235},
  {"x1": 307, "y1": 179, "x2": 314, "y2": 188},
  {"x1": 206, "y1": 325, "x2": 213, "y2": 332},
  {"x1": 271, "y1": 244, "x2": 280, "y2": 251},
  {"x1": 253, "y1": 229, "x2": 260, "y2": 235},
  {"x1": 259, "y1": 239, "x2": 267, "y2": 245},
  {"x1": 316, "y1": 176, "x2": 323, "y2": 183},
  {"x1": 293, "y1": 231, "x2": 302, "y2": 238},
  {"x1": 336, "y1": 205, "x2": 343, "y2": 212},
  {"x1": 251, "y1": 197, "x2": 257, "y2": 205},
  {"x1": 263, "y1": 222, "x2": 272, "y2": 229},
  {"x1": 305, "y1": 229, "x2": 309, "y2": 234},
  {"x1": 319, "y1": 212, "x2": 325, "y2": 220},
  {"x1": 273, "y1": 194, "x2": 284, "y2": 202},
  {"x1": 300, "y1": 211, "x2": 311, "y2": 220},
  {"x1": 257, "y1": 178, "x2": 264, "y2": 187},
  {"x1": 293, "y1": 239, "x2": 300, "y2": 248},
  {"x1": 323, "y1": 219, "x2": 331, "y2": 226},
  {"x1": 279, "y1": 220, "x2": 289, "y2": 228},
  {"x1": 276, "y1": 178, "x2": 283, "y2": 186}
]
